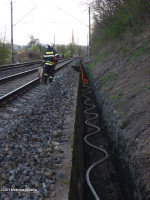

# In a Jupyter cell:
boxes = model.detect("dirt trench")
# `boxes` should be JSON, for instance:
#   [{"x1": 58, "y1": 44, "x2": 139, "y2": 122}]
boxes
[{"x1": 69, "y1": 75, "x2": 125, "y2": 200}]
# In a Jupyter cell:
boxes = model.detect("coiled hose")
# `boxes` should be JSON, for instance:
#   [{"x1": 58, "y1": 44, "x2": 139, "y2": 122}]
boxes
[{"x1": 80, "y1": 62, "x2": 109, "y2": 200}]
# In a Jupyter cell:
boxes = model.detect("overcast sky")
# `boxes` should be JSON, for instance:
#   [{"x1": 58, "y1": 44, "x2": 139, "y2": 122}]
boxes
[{"x1": 0, "y1": 0, "x2": 90, "y2": 46}]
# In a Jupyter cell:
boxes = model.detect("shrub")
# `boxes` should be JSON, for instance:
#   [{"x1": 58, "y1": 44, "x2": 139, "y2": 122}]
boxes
[
  {"x1": 0, "y1": 42, "x2": 10, "y2": 65},
  {"x1": 91, "y1": 0, "x2": 150, "y2": 52}
]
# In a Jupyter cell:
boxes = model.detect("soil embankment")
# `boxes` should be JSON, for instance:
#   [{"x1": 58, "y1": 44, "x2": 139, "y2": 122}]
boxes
[{"x1": 84, "y1": 33, "x2": 150, "y2": 199}]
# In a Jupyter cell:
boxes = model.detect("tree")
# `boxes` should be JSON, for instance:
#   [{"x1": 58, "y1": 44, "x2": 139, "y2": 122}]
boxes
[
  {"x1": 56, "y1": 45, "x2": 66, "y2": 57},
  {"x1": 28, "y1": 35, "x2": 40, "y2": 47},
  {"x1": 69, "y1": 43, "x2": 77, "y2": 57},
  {"x1": 64, "y1": 46, "x2": 71, "y2": 58},
  {"x1": 0, "y1": 33, "x2": 10, "y2": 65},
  {"x1": 27, "y1": 35, "x2": 41, "y2": 52}
]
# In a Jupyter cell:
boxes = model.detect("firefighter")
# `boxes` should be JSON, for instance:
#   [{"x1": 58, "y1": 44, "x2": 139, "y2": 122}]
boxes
[{"x1": 42, "y1": 44, "x2": 58, "y2": 84}]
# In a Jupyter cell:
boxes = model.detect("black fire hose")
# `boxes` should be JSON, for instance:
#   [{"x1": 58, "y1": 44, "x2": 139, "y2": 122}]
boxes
[
  {"x1": 72, "y1": 61, "x2": 109, "y2": 199},
  {"x1": 82, "y1": 83, "x2": 108, "y2": 200}
]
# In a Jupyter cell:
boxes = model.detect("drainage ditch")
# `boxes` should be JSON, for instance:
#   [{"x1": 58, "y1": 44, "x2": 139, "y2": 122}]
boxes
[{"x1": 69, "y1": 73, "x2": 125, "y2": 200}]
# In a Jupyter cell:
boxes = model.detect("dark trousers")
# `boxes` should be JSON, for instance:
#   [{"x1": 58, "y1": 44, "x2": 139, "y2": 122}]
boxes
[{"x1": 44, "y1": 65, "x2": 55, "y2": 83}]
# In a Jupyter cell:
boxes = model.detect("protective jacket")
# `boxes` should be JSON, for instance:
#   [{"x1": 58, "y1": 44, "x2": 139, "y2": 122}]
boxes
[{"x1": 42, "y1": 47, "x2": 58, "y2": 66}]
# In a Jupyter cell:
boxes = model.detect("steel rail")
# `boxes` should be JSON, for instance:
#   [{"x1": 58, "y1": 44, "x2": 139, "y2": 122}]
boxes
[
  {"x1": 0, "y1": 61, "x2": 41, "y2": 71},
  {"x1": 0, "y1": 58, "x2": 73, "y2": 72},
  {"x1": 82, "y1": 83, "x2": 109, "y2": 200},
  {"x1": 0, "y1": 78, "x2": 39, "y2": 105},
  {"x1": 55, "y1": 58, "x2": 79, "y2": 71},
  {"x1": 0, "y1": 58, "x2": 76, "y2": 83},
  {"x1": 0, "y1": 68, "x2": 38, "y2": 84}
]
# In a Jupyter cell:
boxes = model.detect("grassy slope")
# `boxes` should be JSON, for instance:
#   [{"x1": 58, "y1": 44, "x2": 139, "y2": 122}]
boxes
[{"x1": 85, "y1": 31, "x2": 150, "y2": 198}]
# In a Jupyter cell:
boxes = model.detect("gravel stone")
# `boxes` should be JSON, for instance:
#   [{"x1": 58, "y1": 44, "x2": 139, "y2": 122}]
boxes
[{"x1": 0, "y1": 65, "x2": 79, "y2": 199}]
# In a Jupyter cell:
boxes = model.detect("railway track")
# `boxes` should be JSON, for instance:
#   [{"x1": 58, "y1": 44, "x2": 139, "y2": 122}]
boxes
[
  {"x1": 0, "y1": 61, "x2": 42, "y2": 72},
  {"x1": 0, "y1": 58, "x2": 78, "y2": 106}
]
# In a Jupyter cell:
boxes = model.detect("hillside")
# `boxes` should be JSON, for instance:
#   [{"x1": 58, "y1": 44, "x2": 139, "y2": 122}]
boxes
[{"x1": 84, "y1": 32, "x2": 150, "y2": 199}]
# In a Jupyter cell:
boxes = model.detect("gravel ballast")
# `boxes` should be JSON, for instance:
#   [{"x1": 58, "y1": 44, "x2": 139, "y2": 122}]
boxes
[{"x1": 0, "y1": 65, "x2": 79, "y2": 200}]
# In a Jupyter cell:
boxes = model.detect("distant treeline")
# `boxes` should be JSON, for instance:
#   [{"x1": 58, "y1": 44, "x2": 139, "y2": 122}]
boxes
[
  {"x1": 0, "y1": 34, "x2": 87, "y2": 65},
  {"x1": 91, "y1": 0, "x2": 150, "y2": 51}
]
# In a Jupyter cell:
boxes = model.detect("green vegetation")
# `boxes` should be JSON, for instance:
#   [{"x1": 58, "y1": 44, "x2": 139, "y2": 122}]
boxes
[
  {"x1": 103, "y1": 81, "x2": 111, "y2": 89},
  {"x1": 26, "y1": 35, "x2": 84, "y2": 59},
  {"x1": 100, "y1": 71, "x2": 119, "y2": 91},
  {"x1": 118, "y1": 111, "x2": 124, "y2": 117},
  {"x1": 87, "y1": 51, "x2": 109, "y2": 70},
  {"x1": 0, "y1": 32, "x2": 86, "y2": 65},
  {"x1": 0, "y1": 43, "x2": 10, "y2": 65},
  {"x1": 57, "y1": 43, "x2": 78, "y2": 58},
  {"x1": 0, "y1": 35, "x2": 11, "y2": 65},
  {"x1": 27, "y1": 35, "x2": 41, "y2": 52},
  {"x1": 131, "y1": 88, "x2": 136, "y2": 93},
  {"x1": 111, "y1": 90, "x2": 123, "y2": 105},
  {"x1": 131, "y1": 81, "x2": 137, "y2": 87},
  {"x1": 127, "y1": 41, "x2": 149, "y2": 68},
  {"x1": 88, "y1": 73, "x2": 94, "y2": 81},
  {"x1": 117, "y1": 121, "x2": 121, "y2": 127},
  {"x1": 90, "y1": 0, "x2": 150, "y2": 53},
  {"x1": 100, "y1": 72, "x2": 114, "y2": 82},
  {"x1": 141, "y1": 83, "x2": 150, "y2": 89},
  {"x1": 113, "y1": 73, "x2": 119, "y2": 81}
]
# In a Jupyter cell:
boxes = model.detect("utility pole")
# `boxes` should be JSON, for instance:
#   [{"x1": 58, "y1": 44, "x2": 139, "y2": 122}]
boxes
[
  {"x1": 54, "y1": 35, "x2": 55, "y2": 47},
  {"x1": 11, "y1": 1, "x2": 14, "y2": 63},
  {"x1": 88, "y1": 6, "x2": 91, "y2": 60},
  {"x1": 87, "y1": 34, "x2": 89, "y2": 58}
]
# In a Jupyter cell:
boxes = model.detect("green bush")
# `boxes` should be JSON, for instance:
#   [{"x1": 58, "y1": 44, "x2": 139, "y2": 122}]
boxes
[
  {"x1": 91, "y1": 0, "x2": 150, "y2": 52},
  {"x1": 0, "y1": 42, "x2": 10, "y2": 65}
]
